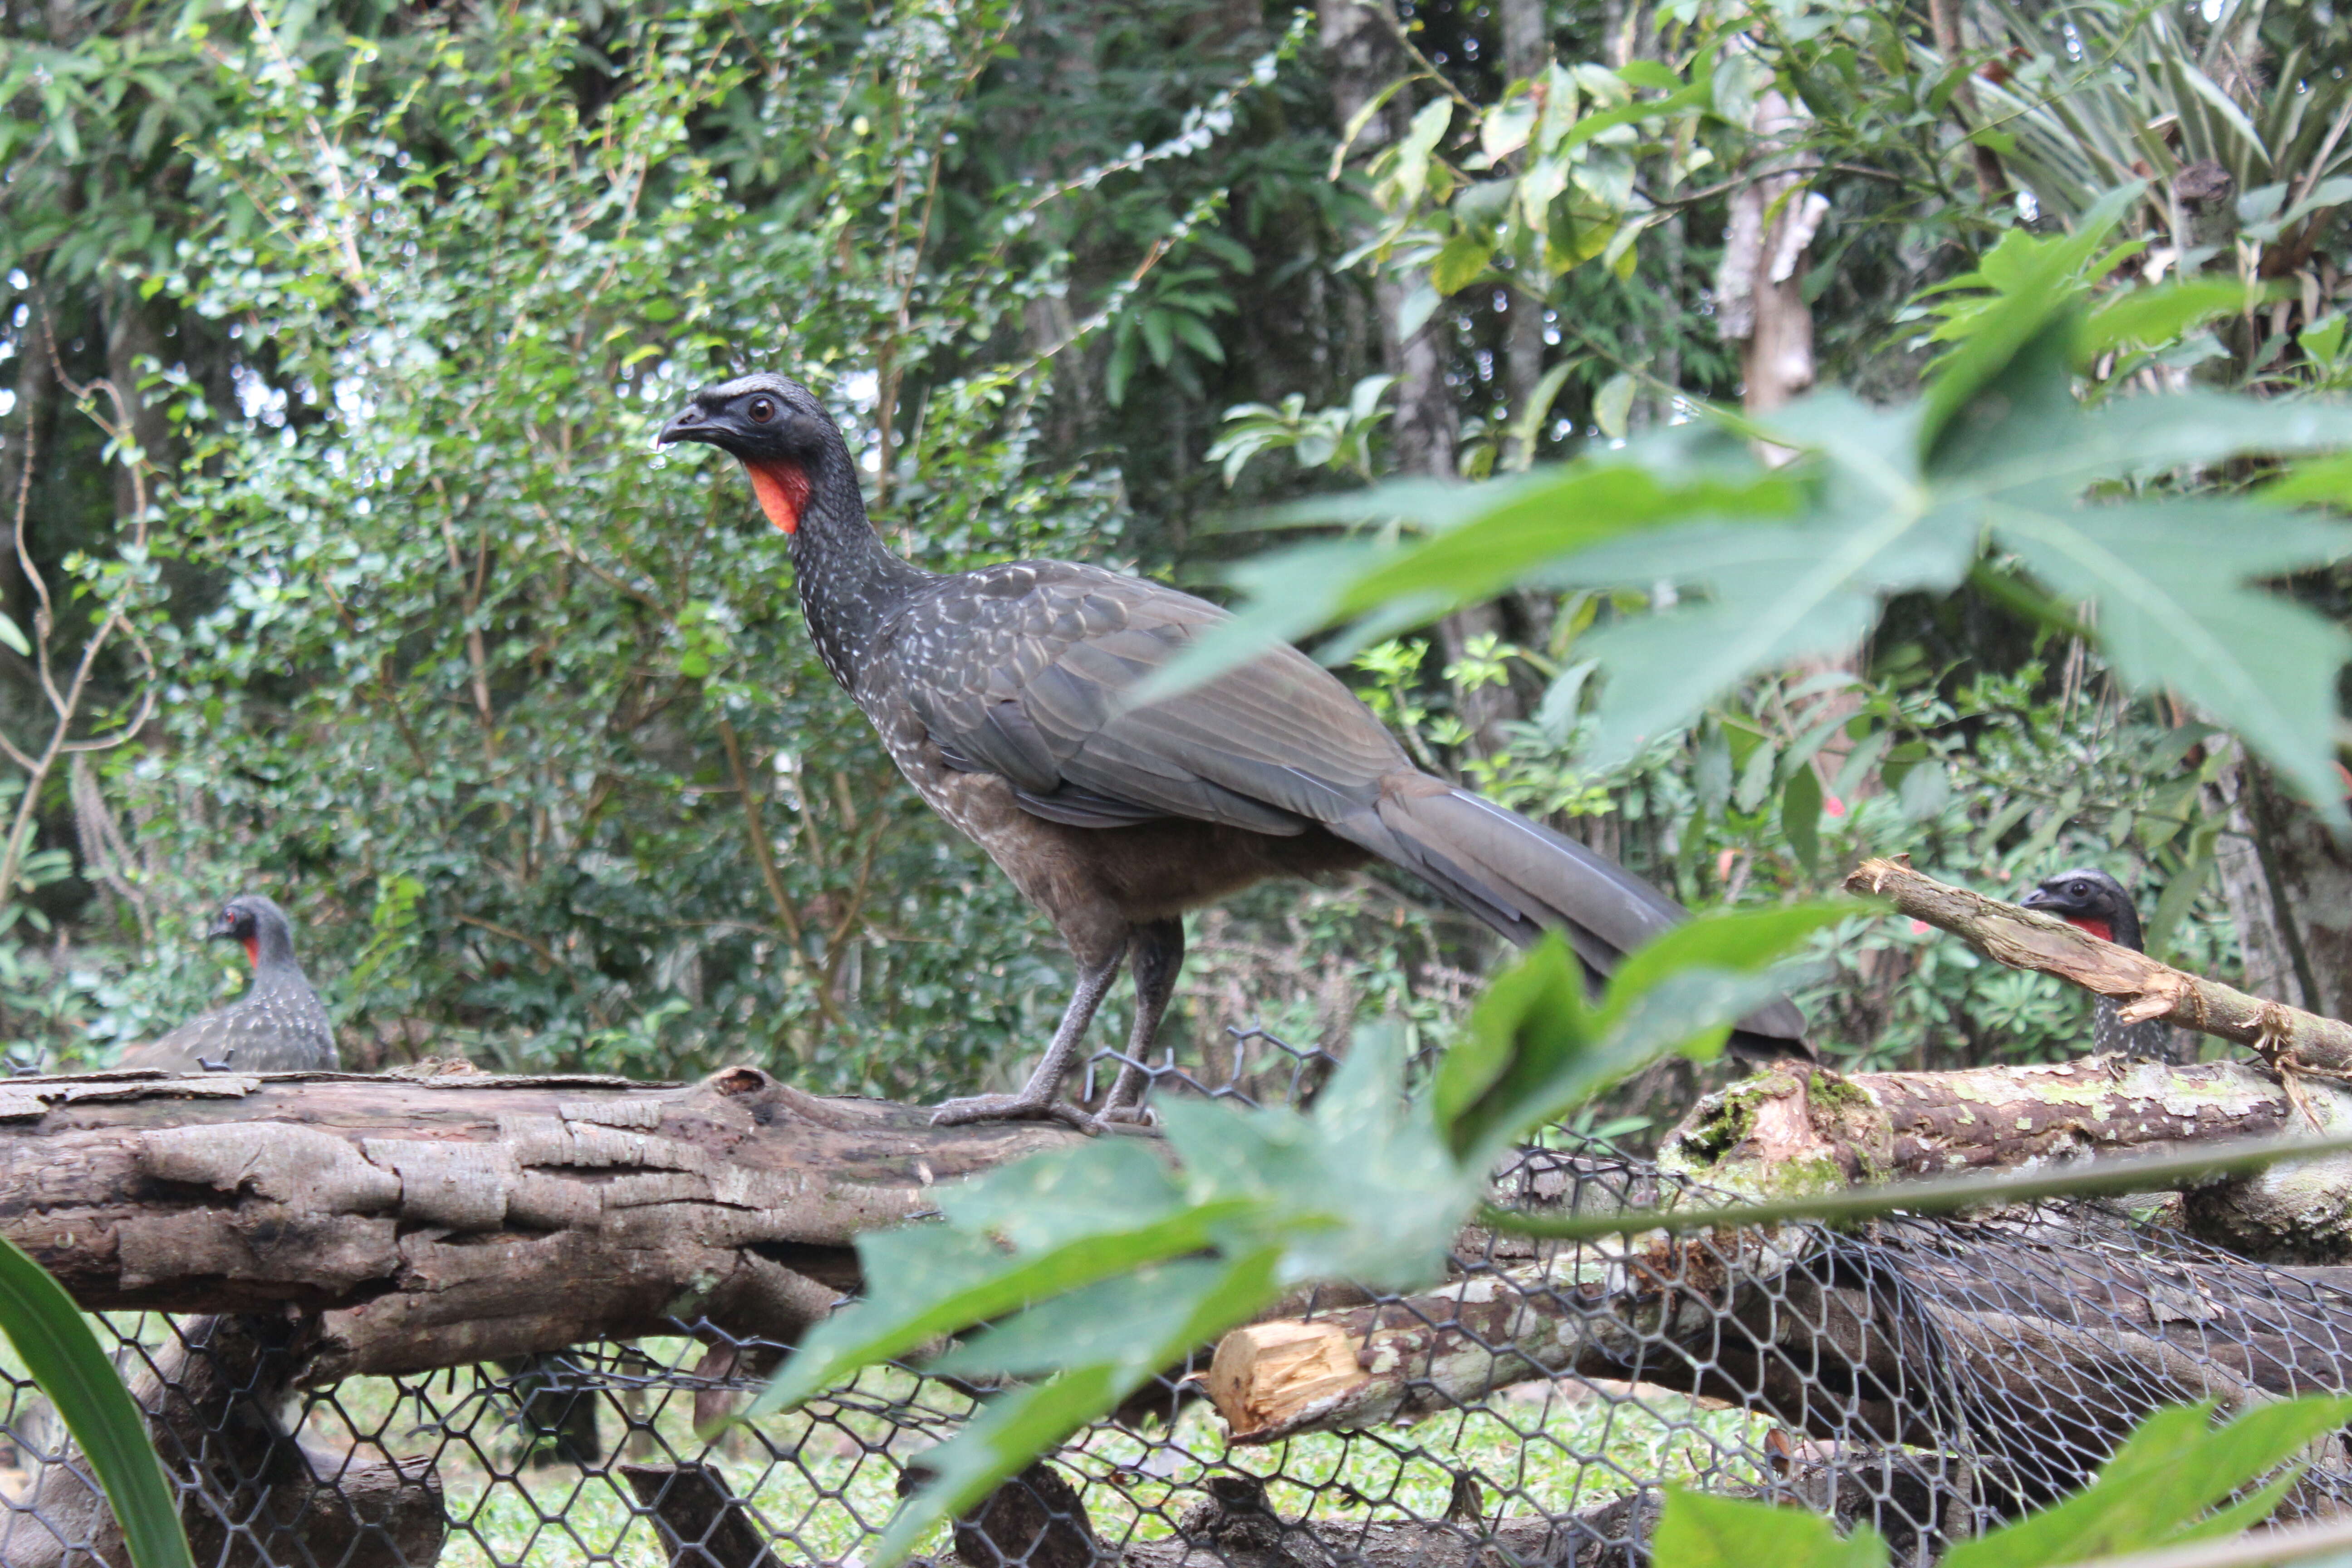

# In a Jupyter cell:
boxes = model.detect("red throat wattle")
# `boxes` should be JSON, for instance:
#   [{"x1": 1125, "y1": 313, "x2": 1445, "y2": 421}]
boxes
[
  {"x1": 243, "y1": 935, "x2": 260, "y2": 968},
  {"x1": 746, "y1": 461, "x2": 813, "y2": 535},
  {"x1": 2064, "y1": 916, "x2": 2114, "y2": 944}
]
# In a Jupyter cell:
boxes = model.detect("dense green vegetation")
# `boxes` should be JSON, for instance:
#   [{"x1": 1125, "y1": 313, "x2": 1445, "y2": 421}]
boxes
[
  {"x1": 15, "y1": 0, "x2": 2352, "y2": 1559},
  {"x1": 4, "y1": 0, "x2": 2350, "y2": 1107}
]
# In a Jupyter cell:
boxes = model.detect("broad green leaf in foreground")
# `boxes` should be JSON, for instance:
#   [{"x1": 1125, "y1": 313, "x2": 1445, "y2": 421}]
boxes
[
  {"x1": 1433, "y1": 904, "x2": 1850, "y2": 1164},
  {"x1": 751, "y1": 909, "x2": 1838, "y2": 1564},
  {"x1": 1654, "y1": 1487, "x2": 1886, "y2": 1568},
  {"x1": 0, "y1": 1237, "x2": 191, "y2": 1568},
  {"x1": 1173, "y1": 211, "x2": 2352, "y2": 819},
  {"x1": 1943, "y1": 1396, "x2": 2352, "y2": 1568},
  {"x1": 1653, "y1": 1395, "x2": 2352, "y2": 1568}
]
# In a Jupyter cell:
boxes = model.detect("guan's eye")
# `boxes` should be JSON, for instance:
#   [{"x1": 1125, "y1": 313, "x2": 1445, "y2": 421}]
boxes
[
  {"x1": 747, "y1": 397, "x2": 777, "y2": 423},
  {"x1": 2072, "y1": 882, "x2": 2089, "y2": 897}
]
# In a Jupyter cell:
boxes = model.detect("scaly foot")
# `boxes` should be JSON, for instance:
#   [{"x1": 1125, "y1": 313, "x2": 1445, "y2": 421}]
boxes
[{"x1": 930, "y1": 1092, "x2": 1103, "y2": 1134}]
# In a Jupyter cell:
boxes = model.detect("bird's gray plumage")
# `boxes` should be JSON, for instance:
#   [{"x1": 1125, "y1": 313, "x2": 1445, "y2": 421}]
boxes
[{"x1": 118, "y1": 895, "x2": 338, "y2": 1073}]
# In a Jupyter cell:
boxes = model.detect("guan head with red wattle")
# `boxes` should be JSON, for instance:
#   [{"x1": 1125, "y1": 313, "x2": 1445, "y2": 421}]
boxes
[
  {"x1": 657, "y1": 373, "x2": 838, "y2": 536},
  {"x1": 2019, "y1": 867, "x2": 2143, "y2": 951}
]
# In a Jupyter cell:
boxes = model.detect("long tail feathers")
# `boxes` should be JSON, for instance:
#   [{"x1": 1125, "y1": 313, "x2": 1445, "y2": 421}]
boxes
[{"x1": 1336, "y1": 774, "x2": 1813, "y2": 1061}]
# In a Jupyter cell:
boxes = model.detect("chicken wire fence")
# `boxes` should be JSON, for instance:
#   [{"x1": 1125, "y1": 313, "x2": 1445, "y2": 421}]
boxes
[{"x1": 0, "y1": 1028, "x2": 2346, "y2": 1568}]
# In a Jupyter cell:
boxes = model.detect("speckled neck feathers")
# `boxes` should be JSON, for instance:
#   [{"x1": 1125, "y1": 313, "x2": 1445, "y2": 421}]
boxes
[{"x1": 782, "y1": 434, "x2": 935, "y2": 691}]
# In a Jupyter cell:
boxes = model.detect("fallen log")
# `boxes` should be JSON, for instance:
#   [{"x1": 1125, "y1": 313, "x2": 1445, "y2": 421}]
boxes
[
  {"x1": 0, "y1": 1063, "x2": 1086, "y2": 1379},
  {"x1": 1653, "y1": 1056, "x2": 2352, "y2": 1261},
  {"x1": 1653, "y1": 861, "x2": 2352, "y2": 1259},
  {"x1": 1199, "y1": 1203, "x2": 2352, "y2": 1504}
]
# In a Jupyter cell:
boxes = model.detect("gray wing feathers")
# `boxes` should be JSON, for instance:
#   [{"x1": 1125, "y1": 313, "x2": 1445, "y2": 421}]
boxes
[{"x1": 887, "y1": 566, "x2": 1406, "y2": 835}]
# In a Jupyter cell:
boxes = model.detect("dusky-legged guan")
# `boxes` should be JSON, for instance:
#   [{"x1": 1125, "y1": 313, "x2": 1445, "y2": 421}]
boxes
[
  {"x1": 2019, "y1": 867, "x2": 2190, "y2": 1062},
  {"x1": 660, "y1": 374, "x2": 1810, "y2": 1130},
  {"x1": 116, "y1": 894, "x2": 338, "y2": 1073}
]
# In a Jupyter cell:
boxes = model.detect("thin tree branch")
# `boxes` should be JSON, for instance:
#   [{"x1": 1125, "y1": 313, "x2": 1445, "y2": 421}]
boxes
[{"x1": 1842, "y1": 857, "x2": 2352, "y2": 1081}]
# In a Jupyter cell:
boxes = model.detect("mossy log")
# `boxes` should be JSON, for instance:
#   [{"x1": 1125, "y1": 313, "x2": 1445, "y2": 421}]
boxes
[{"x1": 1656, "y1": 1057, "x2": 2352, "y2": 1259}]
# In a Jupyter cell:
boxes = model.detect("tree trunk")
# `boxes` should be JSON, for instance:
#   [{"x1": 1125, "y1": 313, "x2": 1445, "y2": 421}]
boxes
[
  {"x1": 1499, "y1": 0, "x2": 1550, "y2": 472},
  {"x1": 1715, "y1": 88, "x2": 1827, "y2": 428},
  {"x1": 2208, "y1": 748, "x2": 2339, "y2": 1015},
  {"x1": 1318, "y1": 0, "x2": 1526, "y2": 755},
  {"x1": 101, "y1": 285, "x2": 177, "y2": 522}
]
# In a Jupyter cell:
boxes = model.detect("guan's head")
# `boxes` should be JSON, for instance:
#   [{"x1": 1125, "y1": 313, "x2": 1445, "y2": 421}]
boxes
[
  {"x1": 2019, "y1": 867, "x2": 2142, "y2": 951},
  {"x1": 206, "y1": 894, "x2": 297, "y2": 969},
  {"x1": 657, "y1": 373, "x2": 843, "y2": 536}
]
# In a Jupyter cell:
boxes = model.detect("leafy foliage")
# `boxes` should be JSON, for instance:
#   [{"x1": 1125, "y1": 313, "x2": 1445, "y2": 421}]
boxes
[
  {"x1": 1188, "y1": 265, "x2": 2352, "y2": 825},
  {"x1": 753, "y1": 908, "x2": 1843, "y2": 1560},
  {"x1": 1659, "y1": 1395, "x2": 2352, "y2": 1568}
]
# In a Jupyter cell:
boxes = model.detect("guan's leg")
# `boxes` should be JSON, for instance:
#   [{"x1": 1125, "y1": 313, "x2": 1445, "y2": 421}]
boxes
[
  {"x1": 1102, "y1": 918, "x2": 1183, "y2": 1125},
  {"x1": 932, "y1": 947, "x2": 1127, "y2": 1132}
]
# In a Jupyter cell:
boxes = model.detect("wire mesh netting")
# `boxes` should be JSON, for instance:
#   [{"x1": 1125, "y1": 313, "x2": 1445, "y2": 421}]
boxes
[{"x1": 1, "y1": 1028, "x2": 2347, "y2": 1568}]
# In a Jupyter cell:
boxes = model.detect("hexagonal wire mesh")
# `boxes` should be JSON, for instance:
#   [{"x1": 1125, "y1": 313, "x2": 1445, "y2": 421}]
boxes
[{"x1": 0, "y1": 1026, "x2": 2345, "y2": 1568}]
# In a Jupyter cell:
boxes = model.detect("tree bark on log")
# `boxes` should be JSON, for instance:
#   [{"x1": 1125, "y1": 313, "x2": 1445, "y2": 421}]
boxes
[
  {"x1": 0, "y1": 1063, "x2": 1086, "y2": 1378},
  {"x1": 1655, "y1": 1056, "x2": 2352, "y2": 1260},
  {"x1": 1200, "y1": 1205, "x2": 2352, "y2": 1508}
]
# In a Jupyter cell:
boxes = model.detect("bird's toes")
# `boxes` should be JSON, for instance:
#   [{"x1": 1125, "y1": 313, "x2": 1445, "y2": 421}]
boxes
[
  {"x1": 930, "y1": 1094, "x2": 1102, "y2": 1135},
  {"x1": 1098, "y1": 1102, "x2": 1159, "y2": 1129}
]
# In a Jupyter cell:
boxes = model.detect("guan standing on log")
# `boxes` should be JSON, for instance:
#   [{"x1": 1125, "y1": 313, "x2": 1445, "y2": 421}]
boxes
[
  {"x1": 2019, "y1": 868, "x2": 2190, "y2": 1062},
  {"x1": 658, "y1": 373, "x2": 1812, "y2": 1129},
  {"x1": 116, "y1": 895, "x2": 338, "y2": 1073}
]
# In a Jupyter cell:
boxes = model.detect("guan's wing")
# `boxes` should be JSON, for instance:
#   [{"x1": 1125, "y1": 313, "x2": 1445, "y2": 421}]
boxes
[{"x1": 874, "y1": 564, "x2": 1409, "y2": 835}]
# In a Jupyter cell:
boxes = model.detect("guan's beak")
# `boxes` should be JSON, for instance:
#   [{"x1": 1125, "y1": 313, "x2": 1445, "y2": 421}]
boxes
[
  {"x1": 2018, "y1": 888, "x2": 2053, "y2": 911},
  {"x1": 658, "y1": 404, "x2": 727, "y2": 449},
  {"x1": 204, "y1": 911, "x2": 239, "y2": 941}
]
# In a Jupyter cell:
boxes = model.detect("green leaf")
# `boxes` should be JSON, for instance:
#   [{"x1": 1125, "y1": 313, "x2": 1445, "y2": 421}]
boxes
[
  {"x1": 1917, "y1": 182, "x2": 2144, "y2": 456},
  {"x1": 1595, "y1": 903, "x2": 1849, "y2": 1038},
  {"x1": 1593, "y1": 372, "x2": 1636, "y2": 439},
  {"x1": 927, "y1": 1251, "x2": 1279, "y2": 1380},
  {"x1": 1944, "y1": 1396, "x2": 2352, "y2": 1568},
  {"x1": 1390, "y1": 97, "x2": 1454, "y2": 206},
  {"x1": 1654, "y1": 1489, "x2": 1887, "y2": 1568},
  {"x1": 871, "y1": 1367, "x2": 1124, "y2": 1565},
  {"x1": 2082, "y1": 277, "x2": 2270, "y2": 354},
  {"x1": 1781, "y1": 763, "x2": 1823, "y2": 870},
  {"x1": 1431, "y1": 933, "x2": 1593, "y2": 1159},
  {"x1": 1436, "y1": 907, "x2": 1844, "y2": 1161},
  {"x1": 1430, "y1": 233, "x2": 1494, "y2": 295},
  {"x1": 753, "y1": 1143, "x2": 1262, "y2": 1416},
  {"x1": 1993, "y1": 499, "x2": 2352, "y2": 823},
  {"x1": 0, "y1": 612, "x2": 31, "y2": 657},
  {"x1": 0, "y1": 1236, "x2": 192, "y2": 1568}
]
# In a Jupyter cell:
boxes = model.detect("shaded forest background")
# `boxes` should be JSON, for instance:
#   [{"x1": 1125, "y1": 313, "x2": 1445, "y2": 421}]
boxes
[{"x1": 2, "y1": 0, "x2": 2346, "y2": 1116}]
